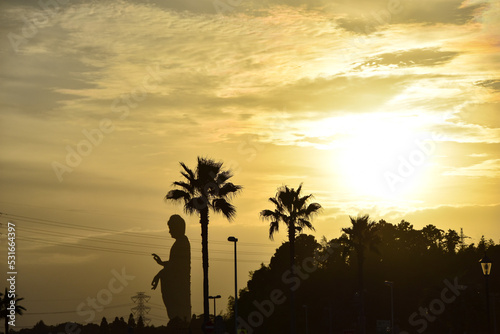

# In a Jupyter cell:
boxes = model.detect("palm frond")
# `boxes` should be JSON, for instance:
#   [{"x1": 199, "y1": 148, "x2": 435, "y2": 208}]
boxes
[
  {"x1": 218, "y1": 183, "x2": 242, "y2": 197},
  {"x1": 268, "y1": 197, "x2": 283, "y2": 212},
  {"x1": 180, "y1": 162, "x2": 195, "y2": 181},
  {"x1": 186, "y1": 196, "x2": 208, "y2": 213},
  {"x1": 212, "y1": 198, "x2": 236, "y2": 220},
  {"x1": 173, "y1": 181, "x2": 194, "y2": 194},
  {"x1": 197, "y1": 157, "x2": 223, "y2": 181},
  {"x1": 260, "y1": 209, "x2": 278, "y2": 220},
  {"x1": 165, "y1": 189, "x2": 190, "y2": 202},
  {"x1": 296, "y1": 183, "x2": 303, "y2": 196},
  {"x1": 297, "y1": 218, "x2": 315, "y2": 231},
  {"x1": 269, "y1": 221, "x2": 279, "y2": 240},
  {"x1": 215, "y1": 170, "x2": 232, "y2": 184},
  {"x1": 297, "y1": 194, "x2": 312, "y2": 209}
]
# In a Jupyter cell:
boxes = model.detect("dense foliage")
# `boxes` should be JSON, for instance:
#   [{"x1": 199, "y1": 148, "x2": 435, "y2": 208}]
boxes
[{"x1": 229, "y1": 220, "x2": 499, "y2": 334}]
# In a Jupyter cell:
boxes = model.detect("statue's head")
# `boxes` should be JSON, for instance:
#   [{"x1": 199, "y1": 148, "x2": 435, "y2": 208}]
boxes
[{"x1": 167, "y1": 214, "x2": 186, "y2": 238}]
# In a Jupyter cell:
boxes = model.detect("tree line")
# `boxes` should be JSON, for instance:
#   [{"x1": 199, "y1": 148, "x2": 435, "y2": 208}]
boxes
[{"x1": 229, "y1": 221, "x2": 499, "y2": 334}]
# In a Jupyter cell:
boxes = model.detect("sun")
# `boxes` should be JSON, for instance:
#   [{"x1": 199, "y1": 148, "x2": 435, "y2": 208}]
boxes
[{"x1": 332, "y1": 114, "x2": 435, "y2": 201}]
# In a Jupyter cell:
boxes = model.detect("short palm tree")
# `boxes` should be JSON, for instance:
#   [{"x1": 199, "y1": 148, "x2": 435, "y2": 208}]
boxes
[
  {"x1": 1, "y1": 288, "x2": 26, "y2": 334},
  {"x1": 260, "y1": 184, "x2": 321, "y2": 334},
  {"x1": 341, "y1": 214, "x2": 380, "y2": 334},
  {"x1": 166, "y1": 157, "x2": 241, "y2": 328}
]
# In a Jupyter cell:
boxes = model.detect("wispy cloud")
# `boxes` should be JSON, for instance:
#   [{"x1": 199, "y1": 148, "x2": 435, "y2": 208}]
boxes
[{"x1": 443, "y1": 158, "x2": 500, "y2": 177}]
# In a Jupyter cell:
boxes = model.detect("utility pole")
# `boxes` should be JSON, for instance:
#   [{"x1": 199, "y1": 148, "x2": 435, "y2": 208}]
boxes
[{"x1": 131, "y1": 292, "x2": 151, "y2": 325}]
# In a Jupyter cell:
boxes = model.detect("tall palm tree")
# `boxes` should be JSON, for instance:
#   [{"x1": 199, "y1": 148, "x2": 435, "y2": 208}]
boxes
[
  {"x1": 166, "y1": 157, "x2": 241, "y2": 329},
  {"x1": 341, "y1": 214, "x2": 380, "y2": 334},
  {"x1": 1, "y1": 288, "x2": 27, "y2": 334},
  {"x1": 260, "y1": 184, "x2": 321, "y2": 334}
]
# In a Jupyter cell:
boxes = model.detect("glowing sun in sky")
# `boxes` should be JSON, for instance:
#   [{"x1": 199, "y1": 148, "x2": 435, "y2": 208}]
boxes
[{"x1": 319, "y1": 113, "x2": 442, "y2": 201}]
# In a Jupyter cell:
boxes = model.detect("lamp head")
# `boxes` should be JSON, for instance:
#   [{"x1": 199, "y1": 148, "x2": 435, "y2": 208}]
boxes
[{"x1": 480, "y1": 253, "x2": 492, "y2": 276}]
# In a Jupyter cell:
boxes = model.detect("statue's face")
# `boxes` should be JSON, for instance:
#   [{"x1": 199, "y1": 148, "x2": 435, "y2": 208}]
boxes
[
  {"x1": 167, "y1": 215, "x2": 185, "y2": 239},
  {"x1": 168, "y1": 222, "x2": 181, "y2": 239}
]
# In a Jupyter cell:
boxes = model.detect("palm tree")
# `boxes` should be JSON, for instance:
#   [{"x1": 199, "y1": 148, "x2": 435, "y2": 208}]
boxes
[
  {"x1": 341, "y1": 214, "x2": 380, "y2": 334},
  {"x1": 260, "y1": 184, "x2": 321, "y2": 334},
  {"x1": 166, "y1": 157, "x2": 241, "y2": 329},
  {"x1": 1, "y1": 288, "x2": 26, "y2": 334}
]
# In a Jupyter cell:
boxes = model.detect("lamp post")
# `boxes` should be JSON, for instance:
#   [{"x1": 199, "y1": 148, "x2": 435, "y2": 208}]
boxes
[
  {"x1": 480, "y1": 254, "x2": 492, "y2": 333},
  {"x1": 208, "y1": 295, "x2": 221, "y2": 320},
  {"x1": 384, "y1": 281, "x2": 394, "y2": 334},
  {"x1": 228, "y1": 236, "x2": 238, "y2": 334}
]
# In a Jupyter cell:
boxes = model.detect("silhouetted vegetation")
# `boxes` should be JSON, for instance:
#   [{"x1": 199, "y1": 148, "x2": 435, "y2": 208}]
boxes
[
  {"x1": 341, "y1": 215, "x2": 381, "y2": 334},
  {"x1": 260, "y1": 183, "x2": 321, "y2": 334},
  {"x1": 15, "y1": 314, "x2": 202, "y2": 334},
  {"x1": 1, "y1": 288, "x2": 26, "y2": 334},
  {"x1": 231, "y1": 220, "x2": 499, "y2": 334}
]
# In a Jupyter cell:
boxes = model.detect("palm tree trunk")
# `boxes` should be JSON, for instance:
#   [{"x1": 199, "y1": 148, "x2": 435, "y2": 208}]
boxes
[
  {"x1": 289, "y1": 225, "x2": 296, "y2": 334},
  {"x1": 200, "y1": 208, "x2": 210, "y2": 332}
]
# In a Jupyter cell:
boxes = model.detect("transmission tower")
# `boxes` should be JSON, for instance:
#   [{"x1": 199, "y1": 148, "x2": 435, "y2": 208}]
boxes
[
  {"x1": 131, "y1": 292, "x2": 151, "y2": 325},
  {"x1": 459, "y1": 228, "x2": 470, "y2": 251}
]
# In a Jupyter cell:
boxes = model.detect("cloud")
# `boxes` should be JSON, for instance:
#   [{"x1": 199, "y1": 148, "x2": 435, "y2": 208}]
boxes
[
  {"x1": 476, "y1": 79, "x2": 500, "y2": 91},
  {"x1": 355, "y1": 47, "x2": 460, "y2": 70},
  {"x1": 443, "y1": 158, "x2": 500, "y2": 178},
  {"x1": 331, "y1": 0, "x2": 486, "y2": 30},
  {"x1": 229, "y1": 74, "x2": 412, "y2": 114},
  {"x1": 336, "y1": 17, "x2": 383, "y2": 35},
  {"x1": 458, "y1": 102, "x2": 500, "y2": 128},
  {"x1": 398, "y1": 0, "x2": 485, "y2": 25}
]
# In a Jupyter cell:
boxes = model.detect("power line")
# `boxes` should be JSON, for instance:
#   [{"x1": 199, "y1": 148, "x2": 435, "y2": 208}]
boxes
[
  {"x1": 0, "y1": 213, "x2": 168, "y2": 241},
  {"x1": 0, "y1": 214, "x2": 277, "y2": 263},
  {"x1": 15, "y1": 235, "x2": 264, "y2": 263},
  {"x1": 16, "y1": 225, "x2": 172, "y2": 250},
  {"x1": 26, "y1": 304, "x2": 135, "y2": 315},
  {"x1": 14, "y1": 225, "x2": 271, "y2": 257},
  {"x1": 0, "y1": 212, "x2": 278, "y2": 249}
]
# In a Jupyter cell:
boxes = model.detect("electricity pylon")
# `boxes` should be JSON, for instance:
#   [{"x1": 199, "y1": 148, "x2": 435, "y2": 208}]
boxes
[{"x1": 131, "y1": 292, "x2": 151, "y2": 326}]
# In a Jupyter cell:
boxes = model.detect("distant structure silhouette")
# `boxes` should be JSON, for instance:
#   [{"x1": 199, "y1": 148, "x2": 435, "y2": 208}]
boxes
[
  {"x1": 131, "y1": 292, "x2": 151, "y2": 325},
  {"x1": 152, "y1": 214, "x2": 191, "y2": 325}
]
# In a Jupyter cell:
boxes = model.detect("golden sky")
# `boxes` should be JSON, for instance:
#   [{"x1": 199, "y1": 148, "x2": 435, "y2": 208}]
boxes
[{"x1": 0, "y1": 0, "x2": 499, "y2": 328}]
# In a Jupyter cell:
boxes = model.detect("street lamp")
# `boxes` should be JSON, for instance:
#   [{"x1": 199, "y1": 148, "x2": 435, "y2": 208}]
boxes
[
  {"x1": 228, "y1": 236, "x2": 238, "y2": 334},
  {"x1": 384, "y1": 281, "x2": 394, "y2": 334},
  {"x1": 480, "y1": 253, "x2": 492, "y2": 333},
  {"x1": 208, "y1": 295, "x2": 221, "y2": 320}
]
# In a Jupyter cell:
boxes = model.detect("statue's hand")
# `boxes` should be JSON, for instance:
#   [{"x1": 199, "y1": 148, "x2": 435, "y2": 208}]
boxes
[
  {"x1": 151, "y1": 279, "x2": 158, "y2": 290},
  {"x1": 152, "y1": 253, "x2": 162, "y2": 265}
]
